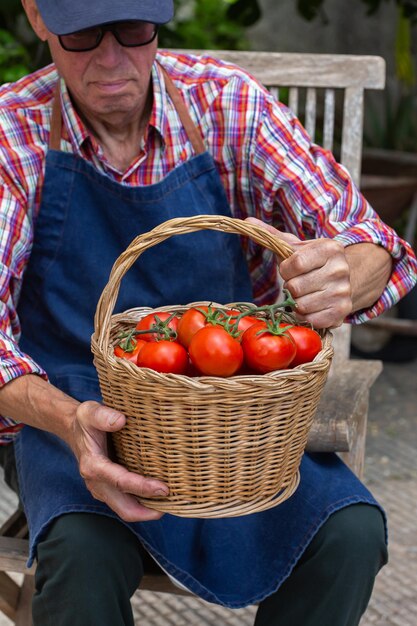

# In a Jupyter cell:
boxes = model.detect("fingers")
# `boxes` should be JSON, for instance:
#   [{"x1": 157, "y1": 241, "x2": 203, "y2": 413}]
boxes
[
  {"x1": 79, "y1": 453, "x2": 169, "y2": 500},
  {"x1": 76, "y1": 400, "x2": 126, "y2": 432},
  {"x1": 79, "y1": 453, "x2": 169, "y2": 522},
  {"x1": 279, "y1": 239, "x2": 353, "y2": 328},
  {"x1": 245, "y1": 217, "x2": 302, "y2": 246},
  {"x1": 290, "y1": 294, "x2": 351, "y2": 329},
  {"x1": 279, "y1": 238, "x2": 345, "y2": 281},
  {"x1": 83, "y1": 465, "x2": 166, "y2": 522},
  {"x1": 73, "y1": 401, "x2": 169, "y2": 521}
]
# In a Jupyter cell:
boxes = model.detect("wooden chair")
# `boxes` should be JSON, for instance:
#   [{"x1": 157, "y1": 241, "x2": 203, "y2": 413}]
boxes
[{"x1": 0, "y1": 50, "x2": 386, "y2": 623}]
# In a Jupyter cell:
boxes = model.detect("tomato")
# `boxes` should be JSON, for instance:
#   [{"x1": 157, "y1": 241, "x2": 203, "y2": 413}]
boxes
[
  {"x1": 113, "y1": 338, "x2": 146, "y2": 363},
  {"x1": 279, "y1": 324, "x2": 322, "y2": 367},
  {"x1": 227, "y1": 309, "x2": 260, "y2": 337},
  {"x1": 135, "y1": 311, "x2": 179, "y2": 342},
  {"x1": 241, "y1": 322, "x2": 296, "y2": 373},
  {"x1": 188, "y1": 326, "x2": 244, "y2": 377},
  {"x1": 136, "y1": 340, "x2": 188, "y2": 374},
  {"x1": 177, "y1": 306, "x2": 210, "y2": 348}
]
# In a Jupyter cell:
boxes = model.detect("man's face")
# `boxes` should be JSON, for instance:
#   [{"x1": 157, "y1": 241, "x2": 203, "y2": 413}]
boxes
[
  {"x1": 48, "y1": 32, "x2": 157, "y2": 120},
  {"x1": 23, "y1": 0, "x2": 157, "y2": 122}
]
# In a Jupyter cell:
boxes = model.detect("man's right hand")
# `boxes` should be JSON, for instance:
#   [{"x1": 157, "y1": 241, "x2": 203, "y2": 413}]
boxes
[{"x1": 72, "y1": 401, "x2": 169, "y2": 522}]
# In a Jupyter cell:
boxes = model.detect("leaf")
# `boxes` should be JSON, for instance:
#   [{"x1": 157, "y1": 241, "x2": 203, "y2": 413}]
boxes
[
  {"x1": 226, "y1": 0, "x2": 262, "y2": 26},
  {"x1": 399, "y1": 0, "x2": 417, "y2": 22},
  {"x1": 361, "y1": 0, "x2": 387, "y2": 15},
  {"x1": 296, "y1": 0, "x2": 325, "y2": 20}
]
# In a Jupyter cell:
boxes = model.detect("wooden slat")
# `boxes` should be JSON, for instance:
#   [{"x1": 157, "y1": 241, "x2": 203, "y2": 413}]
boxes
[
  {"x1": 306, "y1": 360, "x2": 382, "y2": 456},
  {"x1": 341, "y1": 87, "x2": 364, "y2": 185},
  {"x1": 323, "y1": 88, "x2": 335, "y2": 151},
  {"x1": 363, "y1": 317, "x2": 417, "y2": 336},
  {"x1": 0, "y1": 510, "x2": 28, "y2": 540},
  {"x1": 288, "y1": 87, "x2": 299, "y2": 115},
  {"x1": 305, "y1": 88, "x2": 317, "y2": 140},
  {"x1": 0, "y1": 572, "x2": 19, "y2": 621},
  {"x1": 0, "y1": 538, "x2": 34, "y2": 574},
  {"x1": 330, "y1": 324, "x2": 351, "y2": 365},
  {"x1": 140, "y1": 574, "x2": 192, "y2": 595},
  {"x1": 269, "y1": 86, "x2": 279, "y2": 101},
  {"x1": 171, "y1": 51, "x2": 386, "y2": 89},
  {"x1": 14, "y1": 575, "x2": 35, "y2": 626}
]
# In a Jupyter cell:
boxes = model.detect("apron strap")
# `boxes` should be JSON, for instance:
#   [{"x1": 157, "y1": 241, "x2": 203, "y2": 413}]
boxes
[
  {"x1": 49, "y1": 81, "x2": 62, "y2": 151},
  {"x1": 159, "y1": 66, "x2": 206, "y2": 156},
  {"x1": 49, "y1": 66, "x2": 206, "y2": 155}
]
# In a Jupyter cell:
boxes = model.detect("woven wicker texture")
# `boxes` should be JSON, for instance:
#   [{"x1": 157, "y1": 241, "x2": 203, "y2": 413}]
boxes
[{"x1": 91, "y1": 215, "x2": 333, "y2": 517}]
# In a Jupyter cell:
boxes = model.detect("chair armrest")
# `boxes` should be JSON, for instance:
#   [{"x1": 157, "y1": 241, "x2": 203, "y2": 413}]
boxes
[{"x1": 306, "y1": 359, "x2": 382, "y2": 452}]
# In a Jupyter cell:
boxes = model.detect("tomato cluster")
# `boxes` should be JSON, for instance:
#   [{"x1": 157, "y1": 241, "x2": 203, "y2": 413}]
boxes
[{"x1": 113, "y1": 302, "x2": 323, "y2": 377}]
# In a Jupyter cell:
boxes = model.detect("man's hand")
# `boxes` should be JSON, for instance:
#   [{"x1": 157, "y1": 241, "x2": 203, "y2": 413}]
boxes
[
  {"x1": 72, "y1": 401, "x2": 169, "y2": 522},
  {"x1": 247, "y1": 217, "x2": 352, "y2": 328},
  {"x1": 279, "y1": 236, "x2": 353, "y2": 329}
]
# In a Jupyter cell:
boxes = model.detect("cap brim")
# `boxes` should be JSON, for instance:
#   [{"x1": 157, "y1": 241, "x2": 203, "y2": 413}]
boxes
[{"x1": 36, "y1": 0, "x2": 174, "y2": 35}]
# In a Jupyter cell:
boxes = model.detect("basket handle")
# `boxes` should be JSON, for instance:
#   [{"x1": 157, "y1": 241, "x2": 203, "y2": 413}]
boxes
[{"x1": 93, "y1": 215, "x2": 294, "y2": 352}]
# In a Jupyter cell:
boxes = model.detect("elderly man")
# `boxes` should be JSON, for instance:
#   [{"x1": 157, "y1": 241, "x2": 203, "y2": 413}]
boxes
[{"x1": 0, "y1": 0, "x2": 415, "y2": 624}]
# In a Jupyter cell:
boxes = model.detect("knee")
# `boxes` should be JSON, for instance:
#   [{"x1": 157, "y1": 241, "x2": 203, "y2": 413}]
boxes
[
  {"x1": 36, "y1": 513, "x2": 144, "y2": 590},
  {"x1": 306, "y1": 504, "x2": 388, "y2": 580}
]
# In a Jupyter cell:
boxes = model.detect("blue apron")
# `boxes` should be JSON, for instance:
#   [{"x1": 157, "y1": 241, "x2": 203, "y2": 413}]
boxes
[{"x1": 14, "y1": 68, "x2": 384, "y2": 609}]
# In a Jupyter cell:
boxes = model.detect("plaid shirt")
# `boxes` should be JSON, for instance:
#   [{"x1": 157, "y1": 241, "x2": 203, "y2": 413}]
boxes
[{"x1": 0, "y1": 50, "x2": 416, "y2": 442}]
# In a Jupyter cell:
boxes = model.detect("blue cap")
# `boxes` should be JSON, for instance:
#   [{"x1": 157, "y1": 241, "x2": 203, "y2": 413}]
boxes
[{"x1": 36, "y1": 0, "x2": 174, "y2": 35}]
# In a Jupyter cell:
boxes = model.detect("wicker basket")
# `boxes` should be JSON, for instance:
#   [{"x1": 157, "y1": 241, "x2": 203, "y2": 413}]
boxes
[{"x1": 91, "y1": 215, "x2": 333, "y2": 518}]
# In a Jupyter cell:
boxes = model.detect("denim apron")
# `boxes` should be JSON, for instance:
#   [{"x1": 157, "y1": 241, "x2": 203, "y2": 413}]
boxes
[{"x1": 14, "y1": 68, "x2": 384, "y2": 608}]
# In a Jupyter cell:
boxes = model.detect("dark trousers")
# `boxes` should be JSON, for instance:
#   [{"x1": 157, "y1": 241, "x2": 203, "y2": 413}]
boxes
[{"x1": 31, "y1": 504, "x2": 387, "y2": 626}]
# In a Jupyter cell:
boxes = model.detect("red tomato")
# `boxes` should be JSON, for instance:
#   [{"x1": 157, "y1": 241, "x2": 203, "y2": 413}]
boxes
[
  {"x1": 137, "y1": 340, "x2": 188, "y2": 374},
  {"x1": 113, "y1": 338, "x2": 146, "y2": 363},
  {"x1": 241, "y1": 322, "x2": 296, "y2": 373},
  {"x1": 135, "y1": 311, "x2": 179, "y2": 342},
  {"x1": 188, "y1": 326, "x2": 244, "y2": 377},
  {"x1": 177, "y1": 306, "x2": 210, "y2": 348},
  {"x1": 227, "y1": 309, "x2": 260, "y2": 337},
  {"x1": 279, "y1": 324, "x2": 322, "y2": 367}
]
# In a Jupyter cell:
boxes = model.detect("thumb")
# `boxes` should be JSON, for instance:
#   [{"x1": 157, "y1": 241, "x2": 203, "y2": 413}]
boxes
[
  {"x1": 245, "y1": 217, "x2": 302, "y2": 246},
  {"x1": 76, "y1": 401, "x2": 126, "y2": 433}
]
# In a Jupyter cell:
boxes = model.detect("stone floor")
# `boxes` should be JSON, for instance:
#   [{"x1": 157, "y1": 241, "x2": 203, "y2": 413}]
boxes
[{"x1": 1, "y1": 356, "x2": 416, "y2": 625}]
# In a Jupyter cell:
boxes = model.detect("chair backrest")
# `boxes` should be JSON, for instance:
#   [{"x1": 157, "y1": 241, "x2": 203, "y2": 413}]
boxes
[
  {"x1": 173, "y1": 50, "x2": 386, "y2": 362},
  {"x1": 175, "y1": 50, "x2": 385, "y2": 186}
]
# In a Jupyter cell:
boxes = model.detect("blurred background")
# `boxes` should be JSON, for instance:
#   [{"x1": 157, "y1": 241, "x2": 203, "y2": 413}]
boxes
[{"x1": 0, "y1": 4, "x2": 416, "y2": 625}]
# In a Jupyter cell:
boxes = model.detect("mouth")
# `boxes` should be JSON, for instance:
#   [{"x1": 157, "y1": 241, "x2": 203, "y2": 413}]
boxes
[{"x1": 93, "y1": 79, "x2": 132, "y2": 93}]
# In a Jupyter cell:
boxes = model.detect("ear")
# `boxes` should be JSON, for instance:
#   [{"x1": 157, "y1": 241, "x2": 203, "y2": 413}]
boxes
[{"x1": 21, "y1": 0, "x2": 50, "y2": 42}]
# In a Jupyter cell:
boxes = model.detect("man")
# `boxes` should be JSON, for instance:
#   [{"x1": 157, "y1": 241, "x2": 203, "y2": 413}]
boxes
[{"x1": 0, "y1": 1, "x2": 415, "y2": 624}]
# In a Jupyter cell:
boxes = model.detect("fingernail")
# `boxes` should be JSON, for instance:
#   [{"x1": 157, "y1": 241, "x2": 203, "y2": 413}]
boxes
[
  {"x1": 108, "y1": 413, "x2": 123, "y2": 427},
  {"x1": 153, "y1": 488, "x2": 169, "y2": 497}
]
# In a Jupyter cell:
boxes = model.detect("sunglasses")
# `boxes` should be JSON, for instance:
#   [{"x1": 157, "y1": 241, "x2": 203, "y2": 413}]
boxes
[{"x1": 58, "y1": 21, "x2": 158, "y2": 52}]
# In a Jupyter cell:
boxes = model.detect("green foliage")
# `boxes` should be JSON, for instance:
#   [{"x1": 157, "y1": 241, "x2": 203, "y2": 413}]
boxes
[
  {"x1": 159, "y1": 0, "x2": 260, "y2": 50},
  {"x1": 365, "y1": 91, "x2": 417, "y2": 151},
  {"x1": 226, "y1": 0, "x2": 262, "y2": 27},
  {"x1": 396, "y1": 6, "x2": 415, "y2": 86},
  {"x1": 0, "y1": 0, "x2": 262, "y2": 82},
  {"x1": 296, "y1": 0, "x2": 325, "y2": 21},
  {"x1": 0, "y1": 29, "x2": 30, "y2": 84}
]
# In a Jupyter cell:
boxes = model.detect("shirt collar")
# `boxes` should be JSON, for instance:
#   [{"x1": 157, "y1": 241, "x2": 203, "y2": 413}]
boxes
[{"x1": 58, "y1": 61, "x2": 168, "y2": 155}]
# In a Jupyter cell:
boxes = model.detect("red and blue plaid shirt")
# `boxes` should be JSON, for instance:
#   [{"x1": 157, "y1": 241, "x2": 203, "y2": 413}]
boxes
[{"x1": 0, "y1": 51, "x2": 416, "y2": 441}]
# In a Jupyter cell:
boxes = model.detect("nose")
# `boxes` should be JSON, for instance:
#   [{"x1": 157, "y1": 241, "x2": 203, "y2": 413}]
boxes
[{"x1": 94, "y1": 31, "x2": 124, "y2": 65}]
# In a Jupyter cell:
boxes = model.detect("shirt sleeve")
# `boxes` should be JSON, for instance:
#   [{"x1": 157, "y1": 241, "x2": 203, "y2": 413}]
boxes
[
  {"x1": 247, "y1": 92, "x2": 417, "y2": 323},
  {"x1": 0, "y1": 178, "x2": 48, "y2": 432}
]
